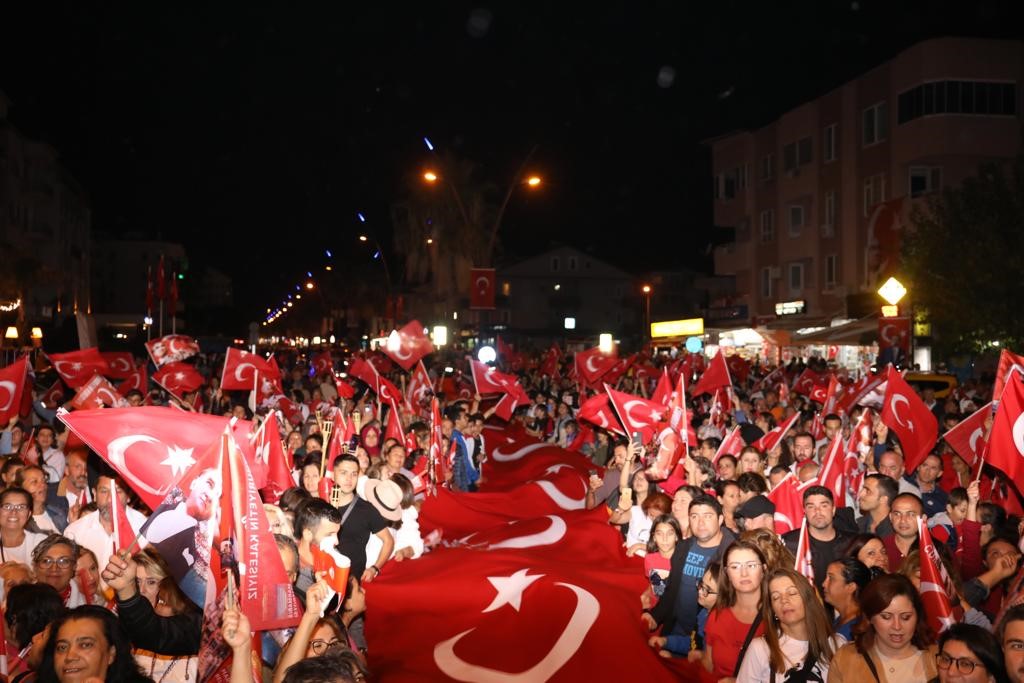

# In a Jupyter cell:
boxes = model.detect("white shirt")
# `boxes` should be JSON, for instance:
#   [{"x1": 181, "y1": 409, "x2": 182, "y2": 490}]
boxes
[
  {"x1": 64, "y1": 509, "x2": 148, "y2": 583},
  {"x1": 391, "y1": 506, "x2": 424, "y2": 560},
  {"x1": 625, "y1": 506, "x2": 653, "y2": 548},
  {"x1": 33, "y1": 512, "x2": 59, "y2": 533},
  {"x1": 737, "y1": 633, "x2": 846, "y2": 683},
  {"x1": 0, "y1": 530, "x2": 49, "y2": 565},
  {"x1": 39, "y1": 448, "x2": 66, "y2": 486}
]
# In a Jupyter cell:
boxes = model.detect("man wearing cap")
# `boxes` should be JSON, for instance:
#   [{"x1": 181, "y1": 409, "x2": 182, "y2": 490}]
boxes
[{"x1": 735, "y1": 494, "x2": 775, "y2": 531}]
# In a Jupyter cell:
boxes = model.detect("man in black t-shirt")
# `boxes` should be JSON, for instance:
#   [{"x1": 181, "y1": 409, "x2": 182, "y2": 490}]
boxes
[
  {"x1": 332, "y1": 455, "x2": 393, "y2": 583},
  {"x1": 782, "y1": 485, "x2": 850, "y2": 593}
]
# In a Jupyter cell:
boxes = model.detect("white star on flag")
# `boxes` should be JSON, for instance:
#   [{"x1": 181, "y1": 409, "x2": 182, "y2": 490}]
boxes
[
  {"x1": 72, "y1": 362, "x2": 82, "y2": 371},
  {"x1": 160, "y1": 445, "x2": 196, "y2": 477},
  {"x1": 482, "y1": 569, "x2": 544, "y2": 613}
]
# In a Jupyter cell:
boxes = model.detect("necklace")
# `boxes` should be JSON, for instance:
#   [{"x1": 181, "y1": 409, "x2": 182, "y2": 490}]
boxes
[{"x1": 149, "y1": 654, "x2": 192, "y2": 682}]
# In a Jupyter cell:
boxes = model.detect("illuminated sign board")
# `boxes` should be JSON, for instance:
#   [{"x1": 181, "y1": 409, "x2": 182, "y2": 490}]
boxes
[
  {"x1": 774, "y1": 300, "x2": 806, "y2": 316},
  {"x1": 650, "y1": 318, "x2": 704, "y2": 338}
]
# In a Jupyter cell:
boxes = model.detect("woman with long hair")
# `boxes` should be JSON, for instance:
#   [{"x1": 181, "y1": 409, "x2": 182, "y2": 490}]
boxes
[
  {"x1": 823, "y1": 558, "x2": 873, "y2": 641},
  {"x1": 737, "y1": 568, "x2": 843, "y2": 683},
  {"x1": 843, "y1": 533, "x2": 890, "y2": 572},
  {"x1": 829, "y1": 573, "x2": 938, "y2": 683},
  {"x1": 129, "y1": 547, "x2": 199, "y2": 681},
  {"x1": 702, "y1": 540, "x2": 768, "y2": 680}
]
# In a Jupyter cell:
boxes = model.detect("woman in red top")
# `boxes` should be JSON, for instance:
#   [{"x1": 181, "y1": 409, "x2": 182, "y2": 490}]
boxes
[{"x1": 701, "y1": 539, "x2": 767, "y2": 682}]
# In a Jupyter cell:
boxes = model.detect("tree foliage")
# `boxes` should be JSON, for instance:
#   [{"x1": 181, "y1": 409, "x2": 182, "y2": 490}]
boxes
[{"x1": 904, "y1": 155, "x2": 1024, "y2": 355}]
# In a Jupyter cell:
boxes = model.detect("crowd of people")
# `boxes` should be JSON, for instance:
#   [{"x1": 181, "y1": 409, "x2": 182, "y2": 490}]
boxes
[{"x1": 0, "y1": 344, "x2": 1021, "y2": 682}]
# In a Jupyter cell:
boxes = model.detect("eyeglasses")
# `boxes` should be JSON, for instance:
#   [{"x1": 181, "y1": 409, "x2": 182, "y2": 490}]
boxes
[
  {"x1": 37, "y1": 556, "x2": 75, "y2": 569},
  {"x1": 698, "y1": 582, "x2": 718, "y2": 596},
  {"x1": 309, "y1": 638, "x2": 343, "y2": 655},
  {"x1": 936, "y1": 652, "x2": 982, "y2": 674},
  {"x1": 1, "y1": 504, "x2": 29, "y2": 512},
  {"x1": 726, "y1": 561, "x2": 763, "y2": 574}
]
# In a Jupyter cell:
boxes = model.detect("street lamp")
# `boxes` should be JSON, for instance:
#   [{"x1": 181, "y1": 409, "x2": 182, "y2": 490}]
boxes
[
  {"x1": 423, "y1": 170, "x2": 438, "y2": 183},
  {"x1": 877, "y1": 277, "x2": 907, "y2": 306},
  {"x1": 356, "y1": 232, "x2": 393, "y2": 293},
  {"x1": 641, "y1": 285, "x2": 652, "y2": 338}
]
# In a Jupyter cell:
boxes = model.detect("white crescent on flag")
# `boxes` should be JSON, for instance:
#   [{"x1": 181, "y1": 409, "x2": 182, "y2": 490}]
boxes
[
  {"x1": 234, "y1": 362, "x2": 256, "y2": 383},
  {"x1": 433, "y1": 571, "x2": 599, "y2": 682},
  {"x1": 890, "y1": 394, "x2": 914, "y2": 432},
  {"x1": 1013, "y1": 413, "x2": 1024, "y2": 456},
  {"x1": 0, "y1": 380, "x2": 16, "y2": 412},
  {"x1": 535, "y1": 478, "x2": 587, "y2": 511},
  {"x1": 491, "y1": 442, "x2": 548, "y2": 463},
  {"x1": 106, "y1": 435, "x2": 166, "y2": 499}
]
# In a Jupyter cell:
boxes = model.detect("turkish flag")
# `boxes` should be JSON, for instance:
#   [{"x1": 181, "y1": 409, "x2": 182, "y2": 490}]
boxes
[
  {"x1": 420, "y1": 464, "x2": 589, "y2": 538},
  {"x1": 0, "y1": 358, "x2": 28, "y2": 425},
  {"x1": 815, "y1": 436, "x2": 847, "y2": 506},
  {"x1": 880, "y1": 366, "x2": 938, "y2": 474},
  {"x1": 365, "y1": 541, "x2": 678, "y2": 682},
  {"x1": 752, "y1": 412, "x2": 801, "y2": 453},
  {"x1": 493, "y1": 386, "x2": 531, "y2": 421},
  {"x1": 153, "y1": 362, "x2": 205, "y2": 398},
  {"x1": 40, "y1": 378, "x2": 65, "y2": 408},
  {"x1": 690, "y1": 352, "x2": 731, "y2": 397},
  {"x1": 917, "y1": 517, "x2": 959, "y2": 635},
  {"x1": 256, "y1": 412, "x2": 292, "y2": 504},
  {"x1": 601, "y1": 355, "x2": 635, "y2": 386},
  {"x1": 334, "y1": 375, "x2": 355, "y2": 400},
  {"x1": 836, "y1": 372, "x2": 887, "y2": 414},
  {"x1": 311, "y1": 538, "x2": 351, "y2": 593},
  {"x1": 407, "y1": 361, "x2": 433, "y2": 412},
  {"x1": 985, "y1": 374, "x2": 1024, "y2": 487},
  {"x1": 766, "y1": 473, "x2": 808, "y2": 535},
  {"x1": 109, "y1": 480, "x2": 137, "y2": 553},
  {"x1": 347, "y1": 357, "x2": 380, "y2": 391},
  {"x1": 942, "y1": 402, "x2": 992, "y2": 470},
  {"x1": 794, "y1": 519, "x2": 814, "y2": 584},
  {"x1": 429, "y1": 397, "x2": 447, "y2": 490},
  {"x1": 574, "y1": 348, "x2": 618, "y2": 388},
  {"x1": 480, "y1": 441, "x2": 596, "y2": 493},
  {"x1": 145, "y1": 334, "x2": 200, "y2": 368},
  {"x1": 385, "y1": 399, "x2": 405, "y2": 444},
  {"x1": 100, "y1": 352, "x2": 135, "y2": 380},
  {"x1": 713, "y1": 425, "x2": 744, "y2": 465},
  {"x1": 725, "y1": 355, "x2": 751, "y2": 382},
  {"x1": 469, "y1": 267, "x2": 496, "y2": 310},
  {"x1": 792, "y1": 368, "x2": 829, "y2": 397},
  {"x1": 650, "y1": 368, "x2": 673, "y2": 406},
  {"x1": 994, "y1": 349, "x2": 1024, "y2": 402},
  {"x1": 117, "y1": 364, "x2": 148, "y2": 396},
  {"x1": 470, "y1": 360, "x2": 518, "y2": 396},
  {"x1": 577, "y1": 393, "x2": 625, "y2": 436},
  {"x1": 382, "y1": 320, "x2": 435, "y2": 371},
  {"x1": 309, "y1": 351, "x2": 333, "y2": 376},
  {"x1": 69, "y1": 374, "x2": 129, "y2": 410},
  {"x1": 156, "y1": 255, "x2": 166, "y2": 301},
  {"x1": 753, "y1": 366, "x2": 785, "y2": 393},
  {"x1": 220, "y1": 347, "x2": 273, "y2": 391},
  {"x1": 49, "y1": 348, "x2": 111, "y2": 389},
  {"x1": 58, "y1": 406, "x2": 255, "y2": 510},
  {"x1": 604, "y1": 385, "x2": 666, "y2": 441},
  {"x1": 877, "y1": 317, "x2": 911, "y2": 354},
  {"x1": 540, "y1": 347, "x2": 561, "y2": 379}
]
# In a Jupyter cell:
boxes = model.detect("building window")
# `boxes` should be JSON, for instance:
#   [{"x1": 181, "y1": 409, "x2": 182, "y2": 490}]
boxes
[
  {"x1": 760, "y1": 154, "x2": 774, "y2": 181},
  {"x1": 788, "y1": 262, "x2": 804, "y2": 294},
  {"x1": 824, "y1": 124, "x2": 837, "y2": 162},
  {"x1": 737, "y1": 164, "x2": 748, "y2": 190},
  {"x1": 909, "y1": 166, "x2": 942, "y2": 197},
  {"x1": 761, "y1": 267, "x2": 774, "y2": 299},
  {"x1": 788, "y1": 205, "x2": 804, "y2": 237},
  {"x1": 714, "y1": 171, "x2": 737, "y2": 200},
  {"x1": 863, "y1": 102, "x2": 888, "y2": 146},
  {"x1": 825, "y1": 254, "x2": 837, "y2": 289},
  {"x1": 783, "y1": 143, "x2": 797, "y2": 172},
  {"x1": 823, "y1": 191, "x2": 836, "y2": 237},
  {"x1": 502, "y1": 281, "x2": 511, "y2": 296},
  {"x1": 568, "y1": 256, "x2": 577, "y2": 271},
  {"x1": 898, "y1": 80, "x2": 1017, "y2": 124},
  {"x1": 551, "y1": 257, "x2": 560, "y2": 272},
  {"x1": 783, "y1": 137, "x2": 813, "y2": 173},
  {"x1": 759, "y1": 209, "x2": 775, "y2": 242},
  {"x1": 863, "y1": 174, "x2": 887, "y2": 216}
]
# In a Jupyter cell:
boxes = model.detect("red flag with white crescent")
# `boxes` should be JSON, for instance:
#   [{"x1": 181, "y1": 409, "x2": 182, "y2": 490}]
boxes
[
  {"x1": 713, "y1": 426, "x2": 744, "y2": 465},
  {"x1": 752, "y1": 412, "x2": 801, "y2": 453},
  {"x1": 48, "y1": 348, "x2": 111, "y2": 389},
  {"x1": 880, "y1": 366, "x2": 938, "y2": 474},
  {"x1": 917, "y1": 516, "x2": 959, "y2": 635},
  {"x1": 100, "y1": 352, "x2": 136, "y2": 380},
  {"x1": 469, "y1": 267, "x2": 496, "y2": 310},
  {"x1": 220, "y1": 347, "x2": 273, "y2": 391},
  {"x1": 984, "y1": 374, "x2": 1024, "y2": 487},
  {"x1": 69, "y1": 374, "x2": 130, "y2": 410},
  {"x1": 407, "y1": 360, "x2": 433, "y2": 414},
  {"x1": 942, "y1": 402, "x2": 992, "y2": 471},
  {"x1": 153, "y1": 362, "x2": 204, "y2": 399},
  {"x1": 0, "y1": 358, "x2": 28, "y2": 425},
  {"x1": 766, "y1": 473, "x2": 806, "y2": 535},
  {"x1": 382, "y1": 320, "x2": 435, "y2": 371},
  {"x1": 577, "y1": 393, "x2": 625, "y2": 436},
  {"x1": 994, "y1": 348, "x2": 1024, "y2": 403},
  {"x1": 574, "y1": 348, "x2": 618, "y2": 389},
  {"x1": 689, "y1": 351, "x2": 731, "y2": 397},
  {"x1": 429, "y1": 398, "x2": 447, "y2": 491},
  {"x1": 256, "y1": 412, "x2": 292, "y2": 504},
  {"x1": 604, "y1": 385, "x2": 666, "y2": 442},
  {"x1": 794, "y1": 518, "x2": 814, "y2": 584}
]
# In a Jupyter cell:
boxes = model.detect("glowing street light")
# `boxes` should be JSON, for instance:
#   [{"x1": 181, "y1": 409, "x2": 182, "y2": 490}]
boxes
[
  {"x1": 358, "y1": 235, "x2": 368, "y2": 242},
  {"x1": 305, "y1": 282, "x2": 314, "y2": 290},
  {"x1": 598, "y1": 333, "x2": 614, "y2": 354},
  {"x1": 423, "y1": 170, "x2": 438, "y2": 183},
  {"x1": 878, "y1": 277, "x2": 908, "y2": 306},
  {"x1": 526, "y1": 175, "x2": 541, "y2": 187}
]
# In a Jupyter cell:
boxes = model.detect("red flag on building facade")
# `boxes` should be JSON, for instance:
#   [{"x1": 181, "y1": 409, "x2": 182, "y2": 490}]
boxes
[
  {"x1": 469, "y1": 267, "x2": 496, "y2": 310},
  {"x1": 877, "y1": 317, "x2": 911, "y2": 355}
]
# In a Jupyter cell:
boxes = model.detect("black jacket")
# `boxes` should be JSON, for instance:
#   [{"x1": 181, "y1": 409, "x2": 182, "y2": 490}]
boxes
[
  {"x1": 649, "y1": 528, "x2": 736, "y2": 633},
  {"x1": 116, "y1": 592, "x2": 202, "y2": 656}
]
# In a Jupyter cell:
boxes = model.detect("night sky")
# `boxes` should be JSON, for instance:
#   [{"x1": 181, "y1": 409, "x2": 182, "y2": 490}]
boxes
[{"x1": 2, "y1": 1, "x2": 1022, "y2": 321}]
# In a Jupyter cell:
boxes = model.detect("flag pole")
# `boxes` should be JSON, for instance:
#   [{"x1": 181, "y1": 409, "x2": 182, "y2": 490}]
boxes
[{"x1": 159, "y1": 299, "x2": 164, "y2": 338}]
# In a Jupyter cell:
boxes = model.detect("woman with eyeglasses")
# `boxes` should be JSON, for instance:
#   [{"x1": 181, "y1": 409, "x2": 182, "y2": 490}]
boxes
[
  {"x1": 0, "y1": 488, "x2": 48, "y2": 565},
  {"x1": 829, "y1": 573, "x2": 938, "y2": 683},
  {"x1": 31, "y1": 535, "x2": 86, "y2": 607},
  {"x1": 702, "y1": 540, "x2": 768, "y2": 682},
  {"x1": 935, "y1": 623, "x2": 1008, "y2": 683},
  {"x1": 737, "y1": 568, "x2": 843, "y2": 683},
  {"x1": 273, "y1": 575, "x2": 360, "y2": 683}
]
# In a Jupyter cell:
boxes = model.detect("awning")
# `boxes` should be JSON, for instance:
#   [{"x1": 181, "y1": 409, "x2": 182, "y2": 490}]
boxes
[{"x1": 789, "y1": 317, "x2": 878, "y2": 345}]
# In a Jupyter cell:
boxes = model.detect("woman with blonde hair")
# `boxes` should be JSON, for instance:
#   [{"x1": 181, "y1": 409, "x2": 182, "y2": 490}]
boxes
[
  {"x1": 740, "y1": 527, "x2": 796, "y2": 571},
  {"x1": 737, "y1": 568, "x2": 844, "y2": 683},
  {"x1": 131, "y1": 547, "x2": 199, "y2": 682}
]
